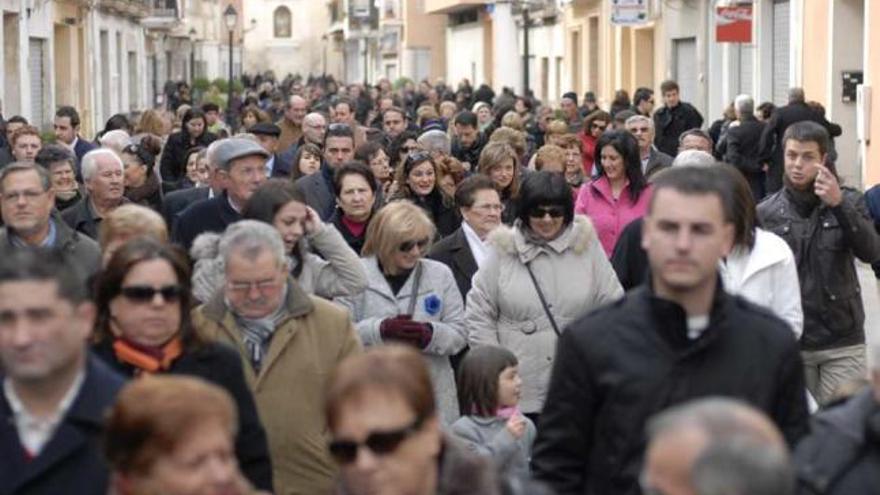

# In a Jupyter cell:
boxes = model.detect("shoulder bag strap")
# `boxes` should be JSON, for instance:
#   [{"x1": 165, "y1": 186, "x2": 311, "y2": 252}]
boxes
[
  {"x1": 406, "y1": 261, "x2": 424, "y2": 316},
  {"x1": 525, "y1": 261, "x2": 561, "y2": 337}
]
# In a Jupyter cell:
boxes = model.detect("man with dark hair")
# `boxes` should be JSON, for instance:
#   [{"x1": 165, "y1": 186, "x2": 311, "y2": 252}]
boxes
[
  {"x1": 758, "y1": 87, "x2": 843, "y2": 193},
  {"x1": 0, "y1": 248, "x2": 124, "y2": 495},
  {"x1": 428, "y1": 175, "x2": 502, "y2": 300},
  {"x1": 653, "y1": 80, "x2": 704, "y2": 156},
  {"x1": 678, "y1": 129, "x2": 714, "y2": 154},
  {"x1": 757, "y1": 121, "x2": 880, "y2": 406},
  {"x1": 451, "y1": 110, "x2": 486, "y2": 171},
  {"x1": 295, "y1": 123, "x2": 355, "y2": 221},
  {"x1": 532, "y1": 165, "x2": 808, "y2": 495},
  {"x1": 382, "y1": 107, "x2": 408, "y2": 141},
  {"x1": 53, "y1": 106, "x2": 95, "y2": 175},
  {"x1": 560, "y1": 92, "x2": 582, "y2": 133},
  {"x1": 250, "y1": 122, "x2": 293, "y2": 178},
  {"x1": 278, "y1": 95, "x2": 307, "y2": 152},
  {"x1": 0, "y1": 115, "x2": 27, "y2": 167},
  {"x1": 202, "y1": 102, "x2": 228, "y2": 135},
  {"x1": 631, "y1": 87, "x2": 655, "y2": 117},
  {"x1": 333, "y1": 97, "x2": 367, "y2": 147}
]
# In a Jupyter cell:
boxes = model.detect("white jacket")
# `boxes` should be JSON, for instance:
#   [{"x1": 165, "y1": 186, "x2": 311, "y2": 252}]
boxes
[{"x1": 720, "y1": 228, "x2": 803, "y2": 338}]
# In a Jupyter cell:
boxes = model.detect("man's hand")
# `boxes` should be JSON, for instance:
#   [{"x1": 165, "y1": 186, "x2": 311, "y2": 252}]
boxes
[{"x1": 814, "y1": 164, "x2": 842, "y2": 207}]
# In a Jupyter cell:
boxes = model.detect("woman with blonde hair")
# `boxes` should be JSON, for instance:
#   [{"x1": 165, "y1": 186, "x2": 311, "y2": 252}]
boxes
[
  {"x1": 337, "y1": 201, "x2": 466, "y2": 425},
  {"x1": 134, "y1": 109, "x2": 171, "y2": 138},
  {"x1": 98, "y1": 203, "x2": 169, "y2": 266},
  {"x1": 478, "y1": 141, "x2": 521, "y2": 224}
]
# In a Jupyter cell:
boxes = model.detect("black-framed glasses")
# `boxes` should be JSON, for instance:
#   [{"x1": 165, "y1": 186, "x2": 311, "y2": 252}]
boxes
[
  {"x1": 398, "y1": 238, "x2": 430, "y2": 253},
  {"x1": 590, "y1": 123, "x2": 607, "y2": 131},
  {"x1": 328, "y1": 416, "x2": 424, "y2": 465},
  {"x1": 120, "y1": 285, "x2": 182, "y2": 304},
  {"x1": 528, "y1": 206, "x2": 566, "y2": 219}
]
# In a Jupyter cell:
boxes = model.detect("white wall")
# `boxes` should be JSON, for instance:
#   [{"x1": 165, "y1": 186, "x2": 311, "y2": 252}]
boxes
[
  {"x1": 520, "y1": 19, "x2": 564, "y2": 105},
  {"x1": 827, "y1": 0, "x2": 864, "y2": 185},
  {"x1": 90, "y1": 12, "x2": 147, "y2": 128},
  {"x1": 445, "y1": 22, "x2": 483, "y2": 87},
  {"x1": 659, "y1": 1, "x2": 708, "y2": 118},
  {"x1": 243, "y1": 0, "x2": 327, "y2": 77}
]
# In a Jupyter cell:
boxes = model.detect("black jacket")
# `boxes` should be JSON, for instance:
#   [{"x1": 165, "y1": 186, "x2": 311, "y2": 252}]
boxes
[
  {"x1": 427, "y1": 226, "x2": 478, "y2": 301},
  {"x1": 718, "y1": 116, "x2": 766, "y2": 175},
  {"x1": 92, "y1": 340, "x2": 273, "y2": 491},
  {"x1": 451, "y1": 133, "x2": 487, "y2": 170},
  {"x1": 0, "y1": 356, "x2": 124, "y2": 495},
  {"x1": 173, "y1": 191, "x2": 242, "y2": 250},
  {"x1": 757, "y1": 187, "x2": 880, "y2": 350},
  {"x1": 794, "y1": 389, "x2": 880, "y2": 495},
  {"x1": 531, "y1": 282, "x2": 809, "y2": 495},
  {"x1": 159, "y1": 130, "x2": 217, "y2": 190},
  {"x1": 161, "y1": 186, "x2": 211, "y2": 231},
  {"x1": 61, "y1": 195, "x2": 130, "y2": 240},
  {"x1": 653, "y1": 102, "x2": 704, "y2": 156},
  {"x1": 610, "y1": 218, "x2": 648, "y2": 291},
  {"x1": 329, "y1": 208, "x2": 368, "y2": 255}
]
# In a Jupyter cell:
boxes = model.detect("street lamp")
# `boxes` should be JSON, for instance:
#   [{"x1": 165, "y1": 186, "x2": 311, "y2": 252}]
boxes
[
  {"x1": 188, "y1": 28, "x2": 197, "y2": 84},
  {"x1": 223, "y1": 4, "x2": 238, "y2": 128}
]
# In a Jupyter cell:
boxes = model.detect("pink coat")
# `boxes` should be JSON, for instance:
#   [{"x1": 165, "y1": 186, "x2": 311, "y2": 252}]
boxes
[{"x1": 574, "y1": 178, "x2": 652, "y2": 257}]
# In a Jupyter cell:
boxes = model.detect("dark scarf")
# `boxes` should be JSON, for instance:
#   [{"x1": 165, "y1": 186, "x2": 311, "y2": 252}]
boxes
[
  {"x1": 125, "y1": 173, "x2": 161, "y2": 206},
  {"x1": 783, "y1": 176, "x2": 821, "y2": 218}
]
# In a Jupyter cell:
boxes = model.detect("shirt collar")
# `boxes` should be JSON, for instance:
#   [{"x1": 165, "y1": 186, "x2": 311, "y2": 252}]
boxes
[
  {"x1": 3, "y1": 368, "x2": 85, "y2": 427},
  {"x1": 9, "y1": 218, "x2": 57, "y2": 248}
]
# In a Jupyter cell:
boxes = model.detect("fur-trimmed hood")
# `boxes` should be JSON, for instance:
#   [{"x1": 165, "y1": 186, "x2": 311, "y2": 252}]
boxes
[{"x1": 488, "y1": 215, "x2": 598, "y2": 263}]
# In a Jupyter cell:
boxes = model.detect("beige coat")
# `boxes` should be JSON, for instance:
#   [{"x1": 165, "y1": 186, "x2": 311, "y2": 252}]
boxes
[{"x1": 192, "y1": 279, "x2": 362, "y2": 495}]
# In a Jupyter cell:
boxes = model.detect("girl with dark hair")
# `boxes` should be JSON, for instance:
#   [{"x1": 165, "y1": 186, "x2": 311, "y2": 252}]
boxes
[
  {"x1": 354, "y1": 140, "x2": 392, "y2": 197},
  {"x1": 451, "y1": 346, "x2": 536, "y2": 477},
  {"x1": 292, "y1": 143, "x2": 322, "y2": 180},
  {"x1": 575, "y1": 130, "x2": 651, "y2": 256},
  {"x1": 388, "y1": 151, "x2": 460, "y2": 237},
  {"x1": 96, "y1": 113, "x2": 132, "y2": 142},
  {"x1": 466, "y1": 171, "x2": 622, "y2": 420},
  {"x1": 90, "y1": 237, "x2": 273, "y2": 491},
  {"x1": 120, "y1": 135, "x2": 163, "y2": 211},
  {"x1": 159, "y1": 108, "x2": 217, "y2": 192},
  {"x1": 388, "y1": 130, "x2": 420, "y2": 172},
  {"x1": 190, "y1": 179, "x2": 367, "y2": 302}
]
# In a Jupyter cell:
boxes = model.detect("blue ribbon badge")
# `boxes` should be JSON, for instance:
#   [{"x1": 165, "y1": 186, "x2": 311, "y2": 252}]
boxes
[{"x1": 424, "y1": 294, "x2": 442, "y2": 316}]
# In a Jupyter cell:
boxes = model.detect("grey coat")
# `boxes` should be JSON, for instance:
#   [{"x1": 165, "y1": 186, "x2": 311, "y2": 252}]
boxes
[
  {"x1": 336, "y1": 256, "x2": 466, "y2": 425},
  {"x1": 466, "y1": 216, "x2": 623, "y2": 413},
  {"x1": 450, "y1": 415, "x2": 536, "y2": 477},
  {"x1": 0, "y1": 215, "x2": 101, "y2": 282}
]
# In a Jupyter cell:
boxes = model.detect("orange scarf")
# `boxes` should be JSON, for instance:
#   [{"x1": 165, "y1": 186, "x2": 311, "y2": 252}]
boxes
[{"x1": 112, "y1": 337, "x2": 183, "y2": 375}]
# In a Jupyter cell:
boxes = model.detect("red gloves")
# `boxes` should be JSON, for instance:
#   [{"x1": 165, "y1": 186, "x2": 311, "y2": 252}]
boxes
[{"x1": 380, "y1": 315, "x2": 433, "y2": 349}]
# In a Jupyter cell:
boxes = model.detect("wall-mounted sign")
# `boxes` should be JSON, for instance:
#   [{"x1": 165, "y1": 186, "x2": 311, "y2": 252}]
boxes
[
  {"x1": 716, "y1": 4, "x2": 753, "y2": 43},
  {"x1": 611, "y1": 0, "x2": 649, "y2": 26}
]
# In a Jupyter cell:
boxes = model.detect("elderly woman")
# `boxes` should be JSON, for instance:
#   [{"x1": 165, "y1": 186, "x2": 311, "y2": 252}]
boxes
[
  {"x1": 120, "y1": 135, "x2": 163, "y2": 210},
  {"x1": 336, "y1": 202, "x2": 466, "y2": 425},
  {"x1": 330, "y1": 162, "x2": 378, "y2": 254},
  {"x1": 92, "y1": 238, "x2": 273, "y2": 491},
  {"x1": 190, "y1": 179, "x2": 367, "y2": 303},
  {"x1": 466, "y1": 171, "x2": 623, "y2": 420},
  {"x1": 575, "y1": 130, "x2": 651, "y2": 257},
  {"x1": 478, "y1": 141, "x2": 521, "y2": 225},
  {"x1": 34, "y1": 144, "x2": 83, "y2": 211},
  {"x1": 160, "y1": 108, "x2": 217, "y2": 191},
  {"x1": 104, "y1": 375, "x2": 262, "y2": 495},
  {"x1": 388, "y1": 151, "x2": 460, "y2": 237},
  {"x1": 99, "y1": 129, "x2": 132, "y2": 155},
  {"x1": 99, "y1": 203, "x2": 169, "y2": 266}
]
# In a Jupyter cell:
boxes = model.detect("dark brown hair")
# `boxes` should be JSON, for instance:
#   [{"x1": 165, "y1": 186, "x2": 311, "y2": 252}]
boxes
[
  {"x1": 292, "y1": 143, "x2": 323, "y2": 180},
  {"x1": 720, "y1": 164, "x2": 756, "y2": 250},
  {"x1": 456, "y1": 346, "x2": 518, "y2": 416}
]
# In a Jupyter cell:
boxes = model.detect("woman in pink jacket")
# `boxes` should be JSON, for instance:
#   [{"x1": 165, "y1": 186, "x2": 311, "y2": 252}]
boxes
[{"x1": 574, "y1": 130, "x2": 651, "y2": 257}]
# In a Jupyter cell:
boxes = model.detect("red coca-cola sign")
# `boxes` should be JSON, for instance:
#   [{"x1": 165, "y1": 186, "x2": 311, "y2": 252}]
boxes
[{"x1": 716, "y1": 5, "x2": 753, "y2": 43}]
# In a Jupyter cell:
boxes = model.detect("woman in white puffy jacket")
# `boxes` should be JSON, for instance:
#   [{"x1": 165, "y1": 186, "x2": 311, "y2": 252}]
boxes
[
  {"x1": 466, "y1": 172, "x2": 623, "y2": 418},
  {"x1": 719, "y1": 166, "x2": 803, "y2": 338}
]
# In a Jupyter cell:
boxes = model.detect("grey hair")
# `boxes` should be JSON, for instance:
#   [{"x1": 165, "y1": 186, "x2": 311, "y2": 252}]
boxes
[
  {"x1": 646, "y1": 397, "x2": 784, "y2": 447},
  {"x1": 81, "y1": 148, "x2": 124, "y2": 181},
  {"x1": 417, "y1": 130, "x2": 451, "y2": 155},
  {"x1": 672, "y1": 150, "x2": 716, "y2": 168},
  {"x1": 206, "y1": 139, "x2": 223, "y2": 169},
  {"x1": 692, "y1": 438, "x2": 794, "y2": 495},
  {"x1": 625, "y1": 114, "x2": 654, "y2": 129},
  {"x1": 232, "y1": 133, "x2": 259, "y2": 142},
  {"x1": 304, "y1": 112, "x2": 326, "y2": 126},
  {"x1": 0, "y1": 162, "x2": 52, "y2": 193},
  {"x1": 734, "y1": 94, "x2": 754, "y2": 117},
  {"x1": 788, "y1": 87, "x2": 805, "y2": 104},
  {"x1": 98, "y1": 130, "x2": 132, "y2": 153},
  {"x1": 219, "y1": 220, "x2": 288, "y2": 271}
]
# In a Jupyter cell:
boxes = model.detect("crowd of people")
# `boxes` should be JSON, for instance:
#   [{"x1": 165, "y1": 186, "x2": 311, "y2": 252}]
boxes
[{"x1": 0, "y1": 72, "x2": 879, "y2": 495}]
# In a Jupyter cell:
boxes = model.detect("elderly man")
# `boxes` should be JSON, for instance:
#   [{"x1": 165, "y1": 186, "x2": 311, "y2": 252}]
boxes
[
  {"x1": 625, "y1": 115, "x2": 673, "y2": 179},
  {"x1": 174, "y1": 138, "x2": 268, "y2": 249},
  {"x1": 718, "y1": 94, "x2": 769, "y2": 201},
  {"x1": 250, "y1": 122, "x2": 293, "y2": 178},
  {"x1": 0, "y1": 249, "x2": 124, "y2": 495},
  {"x1": 333, "y1": 98, "x2": 367, "y2": 147},
  {"x1": 295, "y1": 124, "x2": 355, "y2": 221},
  {"x1": 0, "y1": 162, "x2": 100, "y2": 280},
  {"x1": 193, "y1": 221, "x2": 361, "y2": 495},
  {"x1": 62, "y1": 149, "x2": 127, "y2": 240},
  {"x1": 278, "y1": 95, "x2": 307, "y2": 153},
  {"x1": 643, "y1": 398, "x2": 794, "y2": 495}
]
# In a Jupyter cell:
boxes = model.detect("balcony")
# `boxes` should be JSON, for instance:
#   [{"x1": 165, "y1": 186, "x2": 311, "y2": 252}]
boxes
[
  {"x1": 98, "y1": 0, "x2": 151, "y2": 19},
  {"x1": 424, "y1": 0, "x2": 489, "y2": 15},
  {"x1": 141, "y1": 0, "x2": 181, "y2": 30}
]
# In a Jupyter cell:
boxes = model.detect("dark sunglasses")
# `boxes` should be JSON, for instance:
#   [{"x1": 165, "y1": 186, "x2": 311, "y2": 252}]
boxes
[
  {"x1": 328, "y1": 123, "x2": 352, "y2": 131},
  {"x1": 328, "y1": 417, "x2": 424, "y2": 465},
  {"x1": 120, "y1": 285, "x2": 183, "y2": 303},
  {"x1": 528, "y1": 206, "x2": 566, "y2": 219},
  {"x1": 398, "y1": 238, "x2": 430, "y2": 253},
  {"x1": 590, "y1": 123, "x2": 607, "y2": 130}
]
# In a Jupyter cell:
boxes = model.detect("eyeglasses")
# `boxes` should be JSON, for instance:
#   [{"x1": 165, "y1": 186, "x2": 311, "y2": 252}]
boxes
[
  {"x1": 590, "y1": 123, "x2": 607, "y2": 131},
  {"x1": 227, "y1": 279, "x2": 280, "y2": 293},
  {"x1": 328, "y1": 416, "x2": 424, "y2": 465},
  {"x1": 120, "y1": 285, "x2": 182, "y2": 304},
  {"x1": 472, "y1": 203, "x2": 505, "y2": 212},
  {"x1": 398, "y1": 238, "x2": 430, "y2": 253},
  {"x1": 528, "y1": 206, "x2": 566, "y2": 219},
  {"x1": 2, "y1": 189, "x2": 46, "y2": 203}
]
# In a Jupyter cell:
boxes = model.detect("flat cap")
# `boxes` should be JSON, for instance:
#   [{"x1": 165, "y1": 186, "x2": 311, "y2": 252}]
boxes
[
  {"x1": 248, "y1": 122, "x2": 282, "y2": 137},
  {"x1": 213, "y1": 138, "x2": 269, "y2": 169}
]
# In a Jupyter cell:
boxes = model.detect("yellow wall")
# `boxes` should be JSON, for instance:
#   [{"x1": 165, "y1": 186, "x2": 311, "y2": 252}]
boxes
[
  {"x1": 866, "y1": 0, "x2": 880, "y2": 185},
  {"x1": 800, "y1": 0, "x2": 830, "y2": 106},
  {"x1": 405, "y1": 0, "x2": 447, "y2": 80}
]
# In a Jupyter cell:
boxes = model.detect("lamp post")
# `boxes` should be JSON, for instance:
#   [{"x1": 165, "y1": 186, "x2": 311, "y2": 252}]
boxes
[
  {"x1": 223, "y1": 4, "x2": 238, "y2": 129},
  {"x1": 188, "y1": 28, "x2": 197, "y2": 84}
]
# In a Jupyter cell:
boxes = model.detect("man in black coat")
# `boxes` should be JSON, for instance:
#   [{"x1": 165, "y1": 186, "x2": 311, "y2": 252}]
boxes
[
  {"x1": 250, "y1": 122, "x2": 293, "y2": 178},
  {"x1": 0, "y1": 249, "x2": 125, "y2": 495},
  {"x1": 296, "y1": 123, "x2": 355, "y2": 221},
  {"x1": 718, "y1": 94, "x2": 767, "y2": 200},
  {"x1": 532, "y1": 166, "x2": 808, "y2": 495},
  {"x1": 653, "y1": 79, "x2": 704, "y2": 157},
  {"x1": 758, "y1": 87, "x2": 842, "y2": 193},
  {"x1": 174, "y1": 138, "x2": 268, "y2": 249},
  {"x1": 450, "y1": 110, "x2": 487, "y2": 172},
  {"x1": 53, "y1": 106, "x2": 95, "y2": 180}
]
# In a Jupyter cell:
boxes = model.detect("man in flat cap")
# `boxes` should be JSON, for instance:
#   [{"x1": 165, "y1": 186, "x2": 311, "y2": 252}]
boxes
[
  {"x1": 250, "y1": 122, "x2": 293, "y2": 179},
  {"x1": 173, "y1": 138, "x2": 268, "y2": 249}
]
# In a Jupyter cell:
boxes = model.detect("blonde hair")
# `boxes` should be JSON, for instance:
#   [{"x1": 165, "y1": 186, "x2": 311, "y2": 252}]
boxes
[
  {"x1": 501, "y1": 111, "x2": 524, "y2": 131},
  {"x1": 488, "y1": 127, "x2": 527, "y2": 158},
  {"x1": 135, "y1": 109, "x2": 168, "y2": 136},
  {"x1": 478, "y1": 141, "x2": 520, "y2": 197},
  {"x1": 535, "y1": 145, "x2": 565, "y2": 171},
  {"x1": 416, "y1": 105, "x2": 439, "y2": 126},
  {"x1": 362, "y1": 201, "x2": 436, "y2": 275},
  {"x1": 547, "y1": 119, "x2": 569, "y2": 136},
  {"x1": 99, "y1": 204, "x2": 169, "y2": 250},
  {"x1": 557, "y1": 133, "x2": 582, "y2": 151}
]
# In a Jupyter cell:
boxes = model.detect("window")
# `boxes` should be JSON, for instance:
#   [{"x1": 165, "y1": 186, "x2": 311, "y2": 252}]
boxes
[{"x1": 274, "y1": 6, "x2": 291, "y2": 38}]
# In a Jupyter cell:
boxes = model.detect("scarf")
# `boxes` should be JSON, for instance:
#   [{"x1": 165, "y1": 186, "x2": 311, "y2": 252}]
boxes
[
  {"x1": 783, "y1": 176, "x2": 821, "y2": 218},
  {"x1": 113, "y1": 336, "x2": 183, "y2": 375},
  {"x1": 125, "y1": 173, "x2": 160, "y2": 206},
  {"x1": 232, "y1": 288, "x2": 290, "y2": 373}
]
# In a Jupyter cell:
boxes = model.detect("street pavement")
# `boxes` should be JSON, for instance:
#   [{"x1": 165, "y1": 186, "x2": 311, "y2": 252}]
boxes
[{"x1": 859, "y1": 262, "x2": 880, "y2": 367}]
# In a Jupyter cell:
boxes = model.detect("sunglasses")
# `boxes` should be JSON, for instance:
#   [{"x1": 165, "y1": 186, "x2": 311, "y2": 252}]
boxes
[
  {"x1": 120, "y1": 285, "x2": 183, "y2": 304},
  {"x1": 328, "y1": 417, "x2": 424, "y2": 465},
  {"x1": 528, "y1": 206, "x2": 566, "y2": 219},
  {"x1": 399, "y1": 238, "x2": 430, "y2": 253}
]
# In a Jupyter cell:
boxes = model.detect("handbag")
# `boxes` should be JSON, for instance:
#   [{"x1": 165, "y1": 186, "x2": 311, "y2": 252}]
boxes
[{"x1": 525, "y1": 261, "x2": 561, "y2": 337}]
